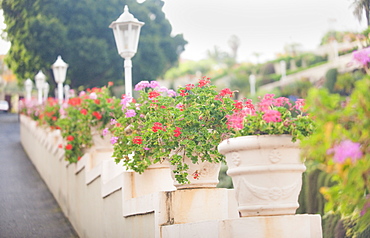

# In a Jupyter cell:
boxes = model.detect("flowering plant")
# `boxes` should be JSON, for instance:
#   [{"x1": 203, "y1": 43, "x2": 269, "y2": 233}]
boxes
[
  {"x1": 109, "y1": 81, "x2": 175, "y2": 172},
  {"x1": 19, "y1": 98, "x2": 60, "y2": 129},
  {"x1": 226, "y1": 94, "x2": 315, "y2": 142},
  {"x1": 111, "y1": 78, "x2": 237, "y2": 184},
  {"x1": 301, "y1": 76, "x2": 370, "y2": 235},
  {"x1": 38, "y1": 98, "x2": 61, "y2": 129},
  {"x1": 352, "y1": 47, "x2": 370, "y2": 75},
  {"x1": 57, "y1": 83, "x2": 122, "y2": 163}
]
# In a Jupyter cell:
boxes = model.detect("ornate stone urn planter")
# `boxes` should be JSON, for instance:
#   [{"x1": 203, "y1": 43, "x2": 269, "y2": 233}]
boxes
[
  {"x1": 168, "y1": 154, "x2": 221, "y2": 190},
  {"x1": 218, "y1": 135, "x2": 306, "y2": 217}
]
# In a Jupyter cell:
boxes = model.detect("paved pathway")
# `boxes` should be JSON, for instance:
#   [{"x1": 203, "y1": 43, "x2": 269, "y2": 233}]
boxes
[{"x1": 0, "y1": 113, "x2": 78, "y2": 238}]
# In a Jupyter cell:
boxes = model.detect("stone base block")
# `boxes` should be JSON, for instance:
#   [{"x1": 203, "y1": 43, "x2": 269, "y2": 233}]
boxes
[{"x1": 161, "y1": 214, "x2": 322, "y2": 238}]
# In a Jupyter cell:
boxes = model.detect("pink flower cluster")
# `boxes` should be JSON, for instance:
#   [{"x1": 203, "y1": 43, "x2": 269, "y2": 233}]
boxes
[
  {"x1": 134, "y1": 81, "x2": 160, "y2": 91},
  {"x1": 257, "y1": 94, "x2": 291, "y2": 112},
  {"x1": 134, "y1": 81, "x2": 176, "y2": 97},
  {"x1": 120, "y1": 95, "x2": 133, "y2": 111},
  {"x1": 226, "y1": 94, "x2": 301, "y2": 130},
  {"x1": 263, "y1": 110, "x2": 282, "y2": 123},
  {"x1": 125, "y1": 109, "x2": 136, "y2": 118},
  {"x1": 352, "y1": 47, "x2": 370, "y2": 66},
  {"x1": 327, "y1": 139, "x2": 363, "y2": 164}
]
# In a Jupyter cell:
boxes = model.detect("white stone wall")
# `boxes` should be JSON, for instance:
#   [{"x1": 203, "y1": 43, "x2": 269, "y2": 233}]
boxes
[{"x1": 20, "y1": 115, "x2": 322, "y2": 238}]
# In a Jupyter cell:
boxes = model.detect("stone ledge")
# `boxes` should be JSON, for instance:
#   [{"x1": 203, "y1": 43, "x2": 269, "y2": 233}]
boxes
[{"x1": 162, "y1": 214, "x2": 322, "y2": 238}]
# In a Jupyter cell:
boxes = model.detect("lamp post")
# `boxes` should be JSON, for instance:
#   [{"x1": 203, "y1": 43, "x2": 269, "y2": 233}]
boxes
[
  {"x1": 109, "y1": 5, "x2": 144, "y2": 96},
  {"x1": 280, "y1": 60, "x2": 286, "y2": 81},
  {"x1": 249, "y1": 74, "x2": 256, "y2": 96},
  {"x1": 35, "y1": 70, "x2": 46, "y2": 104},
  {"x1": 24, "y1": 78, "x2": 33, "y2": 101},
  {"x1": 43, "y1": 82, "x2": 50, "y2": 102},
  {"x1": 64, "y1": 84, "x2": 70, "y2": 101},
  {"x1": 51, "y1": 55, "x2": 69, "y2": 104}
]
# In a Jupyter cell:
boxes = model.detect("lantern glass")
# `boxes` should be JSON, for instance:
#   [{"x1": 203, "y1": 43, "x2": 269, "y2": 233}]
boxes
[
  {"x1": 52, "y1": 56, "x2": 68, "y2": 84},
  {"x1": 35, "y1": 71, "x2": 46, "y2": 89},
  {"x1": 110, "y1": 6, "x2": 144, "y2": 59},
  {"x1": 53, "y1": 66, "x2": 68, "y2": 84}
]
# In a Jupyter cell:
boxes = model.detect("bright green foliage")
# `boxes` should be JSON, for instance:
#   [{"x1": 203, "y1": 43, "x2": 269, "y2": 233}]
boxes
[
  {"x1": 1, "y1": 0, "x2": 186, "y2": 88},
  {"x1": 279, "y1": 78, "x2": 313, "y2": 99},
  {"x1": 335, "y1": 70, "x2": 365, "y2": 96},
  {"x1": 301, "y1": 76, "x2": 370, "y2": 234}
]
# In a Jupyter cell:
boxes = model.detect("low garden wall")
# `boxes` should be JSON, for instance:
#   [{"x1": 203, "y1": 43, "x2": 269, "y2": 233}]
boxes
[{"x1": 20, "y1": 114, "x2": 322, "y2": 238}]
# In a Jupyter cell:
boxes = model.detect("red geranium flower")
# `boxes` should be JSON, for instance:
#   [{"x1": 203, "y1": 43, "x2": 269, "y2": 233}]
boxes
[
  {"x1": 66, "y1": 135, "x2": 74, "y2": 141},
  {"x1": 65, "y1": 144, "x2": 73, "y2": 150},
  {"x1": 132, "y1": 136, "x2": 143, "y2": 145},
  {"x1": 174, "y1": 127, "x2": 182, "y2": 137},
  {"x1": 92, "y1": 111, "x2": 102, "y2": 120},
  {"x1": 68, "y1": 97, "x2": 82, "y2": 106},
  {"x1": 148, "y1": 91, "x2": 161, "y2": 99},
  {"x1": 185, "y1": 84, "x2": 194, "y2": 90},
  {"x1": 80, "y1": 109, "x2": 88, "y2": 115},
  {"x1": 198, "y1": 77, "x2": 211, "y2": 87},
  {"x1": 152, "y1": 122, "x2": 165, "y2": 132},
  {"x1": 180, "y1": 90, "x2": 188, "y2": 97}
]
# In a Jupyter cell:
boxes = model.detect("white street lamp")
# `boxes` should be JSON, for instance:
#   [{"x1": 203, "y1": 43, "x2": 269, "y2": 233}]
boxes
[
  {"x1": 35, "y1": 70, "x2": 46, "y2": 104},
  {"x1": 51, "y1": 55, "x2": 69, "y2": 104},
  {"x1": 249, "y1": 74, "x2": 256, "y2": 96},
  {"x1": 24, "y1": 78, "x2": 33, "y2": 101},
  {"x1": 109, "y1": 5, "x2": 144, "y2": 96},
  {"x1": 43, "y1": 81, "x2": 50, "y2": 102}
]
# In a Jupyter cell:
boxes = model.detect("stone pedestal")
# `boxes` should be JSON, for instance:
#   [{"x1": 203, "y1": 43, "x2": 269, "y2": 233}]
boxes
[{"x1": 162, "y1": 214, "x2": 322, "y2": 238}]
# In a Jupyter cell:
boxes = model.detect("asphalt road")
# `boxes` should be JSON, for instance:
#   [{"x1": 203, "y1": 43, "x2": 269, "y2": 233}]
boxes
[{"x1": 0, "y1": 113, "x2": 78, "y2": 238}]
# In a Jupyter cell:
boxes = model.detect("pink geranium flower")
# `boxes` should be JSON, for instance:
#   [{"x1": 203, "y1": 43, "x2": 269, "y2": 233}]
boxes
[
  {"x1": 134, "y1": 81, "x2": 150, "y2": 91},
  {"x1": 102, "y1": 128, "x2": 109, "y2": 136},
  {"x1": 89, "y1": 92, "x2": 97, "y2": 100},
  {"x1": 327, "y1": 140, "x2": 363, "y2": 164},
  {"x1": 125, "y1": 109, "x2": 136, "y2": 118},
  {"x1": 263, "y1": 110, "x2": 282, "y2": 123},
  {"x1": 226, "y1": 112, "x2": 244, "y2": 130},
  {"x1": 110, "y1": 136, "x2": 119, "y2": 145},
  {"x1": 352, "y1": 47, "x2": 370, "y2": 66}
]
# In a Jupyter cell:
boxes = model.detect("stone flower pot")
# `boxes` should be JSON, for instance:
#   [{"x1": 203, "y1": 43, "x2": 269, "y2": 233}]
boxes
[
  {"x1": 168, "y1": 151, "x2": 221, "y2": 190},
  {"x1": 218, "y1": 135, "x2": 306, "y2": 217}
]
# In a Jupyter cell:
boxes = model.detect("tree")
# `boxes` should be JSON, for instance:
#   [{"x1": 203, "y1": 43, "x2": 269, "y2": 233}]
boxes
[
  {"x1": 283, "y1": 42, "x2": 302, "y2": 57},
  {"x1": 1, "y1": 0, "x2": 187, "y2": 88},
  {"x1": 206, "y1": 46, "x2": 228, "y2": 64},
  {"x1": 352, "y1": 0, "x2": 370, "y2": 26}
]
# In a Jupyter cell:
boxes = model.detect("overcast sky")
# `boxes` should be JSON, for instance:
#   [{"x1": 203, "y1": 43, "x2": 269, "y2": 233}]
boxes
[
  {"x1": 161, "y1": 0, "x2": 367, "y2": 62},
  {"x1": 1, "y1": 1, "x2": 368, "y2": 63}
]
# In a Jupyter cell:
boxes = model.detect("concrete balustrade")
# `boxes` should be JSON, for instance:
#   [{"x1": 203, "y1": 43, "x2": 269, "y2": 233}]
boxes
[{"x1": 20, "y1": 115, "x2": 322, "y2": 238}]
